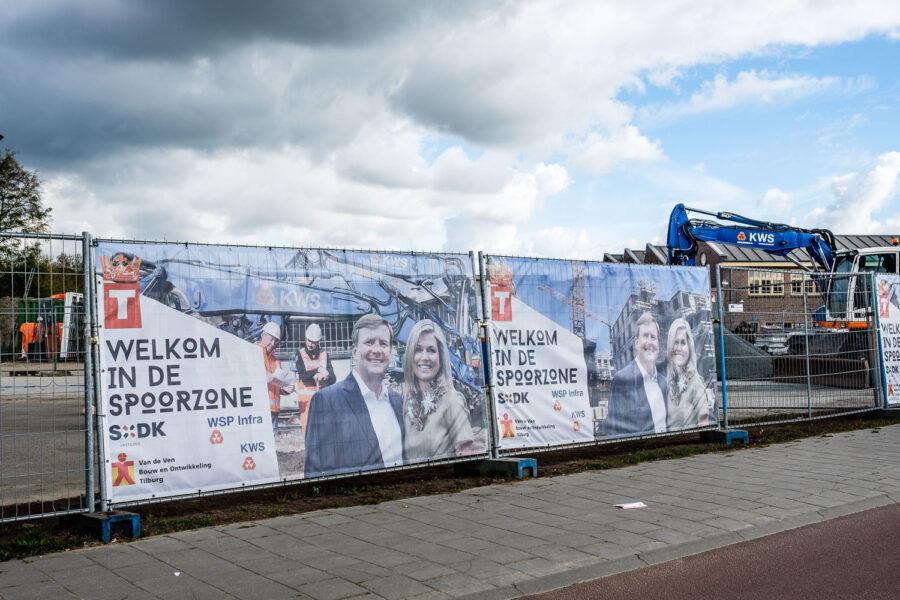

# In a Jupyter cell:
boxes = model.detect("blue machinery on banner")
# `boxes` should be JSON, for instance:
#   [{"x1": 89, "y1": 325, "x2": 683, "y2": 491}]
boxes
[{"x1": 92, "y1": 241, "x2": 724, "y2": 505}]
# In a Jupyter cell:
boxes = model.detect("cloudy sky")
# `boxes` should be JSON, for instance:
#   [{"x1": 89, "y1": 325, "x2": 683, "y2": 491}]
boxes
[{"x1": 3, "y1": 1, "x2": 900, "y2": 258}]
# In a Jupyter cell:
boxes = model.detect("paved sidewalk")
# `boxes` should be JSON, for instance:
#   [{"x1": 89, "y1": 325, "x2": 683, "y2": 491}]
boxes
[{"x1": 2, "y1": 425, "x2": 899, "y2": 600}]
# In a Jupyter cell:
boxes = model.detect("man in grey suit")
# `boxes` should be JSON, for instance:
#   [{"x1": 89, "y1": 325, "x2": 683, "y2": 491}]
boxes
[
  {"x1": 605, "y1": 312, "x2": 667, "y2": 437},
  {"x1": 304, "y1": 314, "x2": 404, "y2": 478}
]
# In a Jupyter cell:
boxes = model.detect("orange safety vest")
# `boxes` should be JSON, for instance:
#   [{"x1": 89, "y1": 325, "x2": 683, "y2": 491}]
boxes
[
  {"x1": 297, "y1": 346, "x2": 329, "y2": 402},
  {"x1": 259, "y1": 344, "x2": 284, "y2": 413},
  {"x1": 297, "y1": 347, "x2": 328, "y2": 430}
]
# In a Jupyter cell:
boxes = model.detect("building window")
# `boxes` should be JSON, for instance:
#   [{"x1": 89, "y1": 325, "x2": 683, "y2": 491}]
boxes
[
  {"x1": 748, "y1": 271, "x2": 783, "y2": 296},
  {"x1": 790, "y1": 274, "x2": 819, "y2": 296}
]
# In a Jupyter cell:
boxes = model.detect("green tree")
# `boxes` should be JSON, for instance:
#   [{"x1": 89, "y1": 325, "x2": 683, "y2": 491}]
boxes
[{"x1": 1, "y1": 149, "x2": 51, "y2": 234}]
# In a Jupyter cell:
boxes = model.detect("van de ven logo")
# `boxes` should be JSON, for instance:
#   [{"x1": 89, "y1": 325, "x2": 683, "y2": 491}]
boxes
[{"x1": 112, "y1": 452, "x2": 135, "y2": 487}]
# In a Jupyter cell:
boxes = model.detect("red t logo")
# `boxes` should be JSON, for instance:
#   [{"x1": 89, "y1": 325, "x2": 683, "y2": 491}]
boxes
[
  {"x1": 491, "y1": 286, "x2": 513, "y2": 321},
  {"x1": 104, "y1": 283, "x2": 142, "y2": 329}
]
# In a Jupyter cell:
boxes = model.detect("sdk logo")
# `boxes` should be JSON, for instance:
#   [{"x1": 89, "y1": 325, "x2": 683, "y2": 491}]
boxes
[
  {"x1": 111, "y1": 452, "x2": 135, "y2": 487},
  {"x1": 109, "y1": 422, "x2": 165, "y2": 440}
]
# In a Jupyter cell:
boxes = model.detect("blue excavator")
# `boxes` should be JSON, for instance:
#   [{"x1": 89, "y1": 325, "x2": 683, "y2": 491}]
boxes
[
  {"x1": 666, "y1": 203, "x2": 900, "y2": 329},
  {"x1": 666, "y1": 203, "x2": 900, "y2": 362}
]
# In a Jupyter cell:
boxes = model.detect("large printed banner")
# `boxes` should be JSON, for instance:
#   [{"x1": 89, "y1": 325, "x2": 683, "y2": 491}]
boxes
[
  {"x1": 484, "y1": 257, "x2": 717, "y2": 449},
  {"x1": 96, "y1": 243, "x2": 488, "y2": 503},
  {"x1": 876, "y1": 273, "x2": 900, "y2": 406}
]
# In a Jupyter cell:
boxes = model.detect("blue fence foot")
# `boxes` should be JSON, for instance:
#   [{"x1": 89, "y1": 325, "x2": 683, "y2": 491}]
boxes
[
  {"x1": 700, "y1": 429, "x2": 749, "y2": 445},
  {"x1": 77, "y1": 511, "x2": 141, "y2": 542},
  {"x1": 456, "y1": 458, "x2": 537, "y2": 478}
]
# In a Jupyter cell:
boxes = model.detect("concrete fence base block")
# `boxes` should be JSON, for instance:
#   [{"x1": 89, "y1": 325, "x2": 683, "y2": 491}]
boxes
[
  {"x1": 455, "y1": 458, "x2": 537, "y2": 478},
  {"x1": 700, "y1": 429, "x2": 749, "y2": 445},
  {"x1": 874, "y1": 408, "x2": 900, "y2": 419},
  {"x1": 77, "y1": 511, "x2": 141, "y2": 542}
]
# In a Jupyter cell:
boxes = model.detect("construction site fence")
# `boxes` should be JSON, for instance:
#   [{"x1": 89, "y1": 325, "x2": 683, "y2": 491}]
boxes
[
  {"x1": 714, "y1": 266, "x2": 884, "y2": 429},
  {"x1": 0, "y1": 232, "x2": 95, "y2": 523},
  {"x1": 0, "y1": 235, "x2": 890, "y2": 522}
]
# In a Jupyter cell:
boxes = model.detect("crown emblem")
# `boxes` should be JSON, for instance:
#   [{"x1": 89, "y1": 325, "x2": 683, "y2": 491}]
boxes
[
  {"x1": 487, "y1": 264, "x2": 513, "y2": 286},
  {"x1": 100, "y1": 253, "x2": 142, "y2": 282}
]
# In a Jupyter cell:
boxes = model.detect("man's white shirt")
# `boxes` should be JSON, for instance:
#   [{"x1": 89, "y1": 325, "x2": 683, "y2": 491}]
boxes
[
  {"x1": 353, "y1": 370, "x2": 403, "y2": 466},
  {"x1": 636, "y1": 360, "x2": 667, "y2": 433}
]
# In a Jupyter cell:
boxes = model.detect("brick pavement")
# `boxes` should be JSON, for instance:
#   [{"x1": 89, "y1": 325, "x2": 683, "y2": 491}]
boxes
[{"x1": 2, "y1": 425, "x2": 898, "y2": 600}]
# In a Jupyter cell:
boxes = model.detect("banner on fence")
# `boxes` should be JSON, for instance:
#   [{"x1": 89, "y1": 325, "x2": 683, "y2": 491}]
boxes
[
  {"x1": 484, "y1": 257, "x2": 717, "y2": 449},
  {"x1": 95, "y1": 243, "x2": 488, "y2": 503},
  {"x1": 876, "y1": 273, "x2": 900, "y2": 406}
]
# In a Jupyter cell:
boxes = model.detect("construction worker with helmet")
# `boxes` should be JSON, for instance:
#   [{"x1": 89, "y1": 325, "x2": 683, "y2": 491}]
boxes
[
  {"x1": 294, "y1": 322, "x2": 336, "y2": 432},
  {"x1": 255, "y1": 321, "x2": 295, "y2": 432}
]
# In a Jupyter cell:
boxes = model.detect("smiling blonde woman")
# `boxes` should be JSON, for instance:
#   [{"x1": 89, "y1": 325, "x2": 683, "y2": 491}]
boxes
[
  {"x1": 665, "y1": 318, "x2": 709, "y2": 430},
  {"x1": 402, "y1": 319, "x2": 475, "y2": 462}
]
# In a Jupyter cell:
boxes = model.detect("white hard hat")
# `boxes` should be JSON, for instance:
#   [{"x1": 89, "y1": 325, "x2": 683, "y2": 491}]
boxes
[
  {"x1": 262, "y1": 321, "x2": 281, "y2": 340},
  {"x1": 305, "y1": 323, "x2": 323, "y2": 342}
]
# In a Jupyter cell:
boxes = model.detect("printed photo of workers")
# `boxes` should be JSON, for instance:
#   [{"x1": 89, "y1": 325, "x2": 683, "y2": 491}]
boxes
[
  {"x1": 255, "y1": 321, "x2": 295, "y2": 433},
  {"x1": 294, "y1": 323, "x2": 336, "y2": 433}
]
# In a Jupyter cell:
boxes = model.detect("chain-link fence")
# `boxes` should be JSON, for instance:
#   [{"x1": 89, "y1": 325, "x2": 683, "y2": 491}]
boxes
[
  {"x1": 0, "y1": 232, "x2": 94, "y2": 522},
  {"x1": 715, "y1": 266, "x2": 883, "y2": 428}
]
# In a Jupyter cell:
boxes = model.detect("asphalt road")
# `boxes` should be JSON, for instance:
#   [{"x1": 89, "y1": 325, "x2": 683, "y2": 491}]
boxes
[{"x1": 523, "y1": 503, "x2": 900, "y2": 600}]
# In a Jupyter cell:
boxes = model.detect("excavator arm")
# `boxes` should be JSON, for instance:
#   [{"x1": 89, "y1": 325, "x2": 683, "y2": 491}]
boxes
[{"x1": 667, "y1": 203, "x2": 836, "y2": 271}]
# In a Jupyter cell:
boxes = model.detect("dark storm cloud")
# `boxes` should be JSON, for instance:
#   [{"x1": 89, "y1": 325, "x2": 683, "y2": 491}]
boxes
[
  {"x1": 0, "y1": 0, "x2": 499, "y2": 168},
  {"x1": 5, "y1": 1, "x2": 430, "y2": 59},
  {"x1": 390, "y1": 64, "x2": 534, "y2": 146}
]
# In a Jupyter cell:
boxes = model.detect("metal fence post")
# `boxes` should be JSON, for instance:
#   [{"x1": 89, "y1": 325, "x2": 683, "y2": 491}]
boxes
[
  {"x1": 81, "y1": 233, "x2": 96, "y2": 512},
  {"x1": 866, "y1": 272, "x2": 888, "y2": 408},
  {"x1": 476, "y1": 252, "x2": 501, "y2": 459},
  {"x1": 87, "y1": 239, "x2": 109, "y2": 511},
  {"x1": 802, "y1": 271, "x2": 813, "y2": 419},
  {"x1": 716, "y1": 265, "x2": 728, "y2": 429}
]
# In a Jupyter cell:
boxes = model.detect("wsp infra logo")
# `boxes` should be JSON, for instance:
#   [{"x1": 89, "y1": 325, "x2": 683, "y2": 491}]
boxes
[{"x1": 104, "y1": 283, "x2": 142, "y2": 329}]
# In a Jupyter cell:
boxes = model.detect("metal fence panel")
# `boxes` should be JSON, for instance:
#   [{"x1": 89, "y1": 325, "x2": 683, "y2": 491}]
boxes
[
  {"x1": 716, "y1": 266, "x2": 882, "y2": 428},
  {"x1": 0, "y1": 232, "x2": 93, "y2": 522},
  {"x1": 90, "y1": 241, "x2": 490, "y2": 508},
  {"x1": 479, "y1": 253, "x2": 718, "y2": 455}
]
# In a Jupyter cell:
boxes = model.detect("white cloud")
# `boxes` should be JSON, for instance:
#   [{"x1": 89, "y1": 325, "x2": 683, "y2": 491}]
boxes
[
  {"x1": 762, "y1": 188, "x2": 792, "y2": 217},
  {"x1": 9, "y1": 0, "x2": 900, "y2": 249},
  {"x1": 645, "y1": 166, "x2": 755, "y2": 211},
  {"x1": 530, "y1": 227, "x2": 598, "y2": 260},
  {"x1": 571, "y1": 126, "x2": 664, "y2": 175},
  {"x1": 644, "y1": 70, "x2": 840, "y2": 122},
  {"x1": 805, "y1": 152, "x2": 900, "y2": 232},
  {"x1": 43, "y1": 146, "x2": 570, "y2": 252}
]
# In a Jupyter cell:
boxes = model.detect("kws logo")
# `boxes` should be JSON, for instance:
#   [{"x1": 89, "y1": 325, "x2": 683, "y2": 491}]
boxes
[{"x1": 736, "y1": 231, "x2": 775, "y2": 245}]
